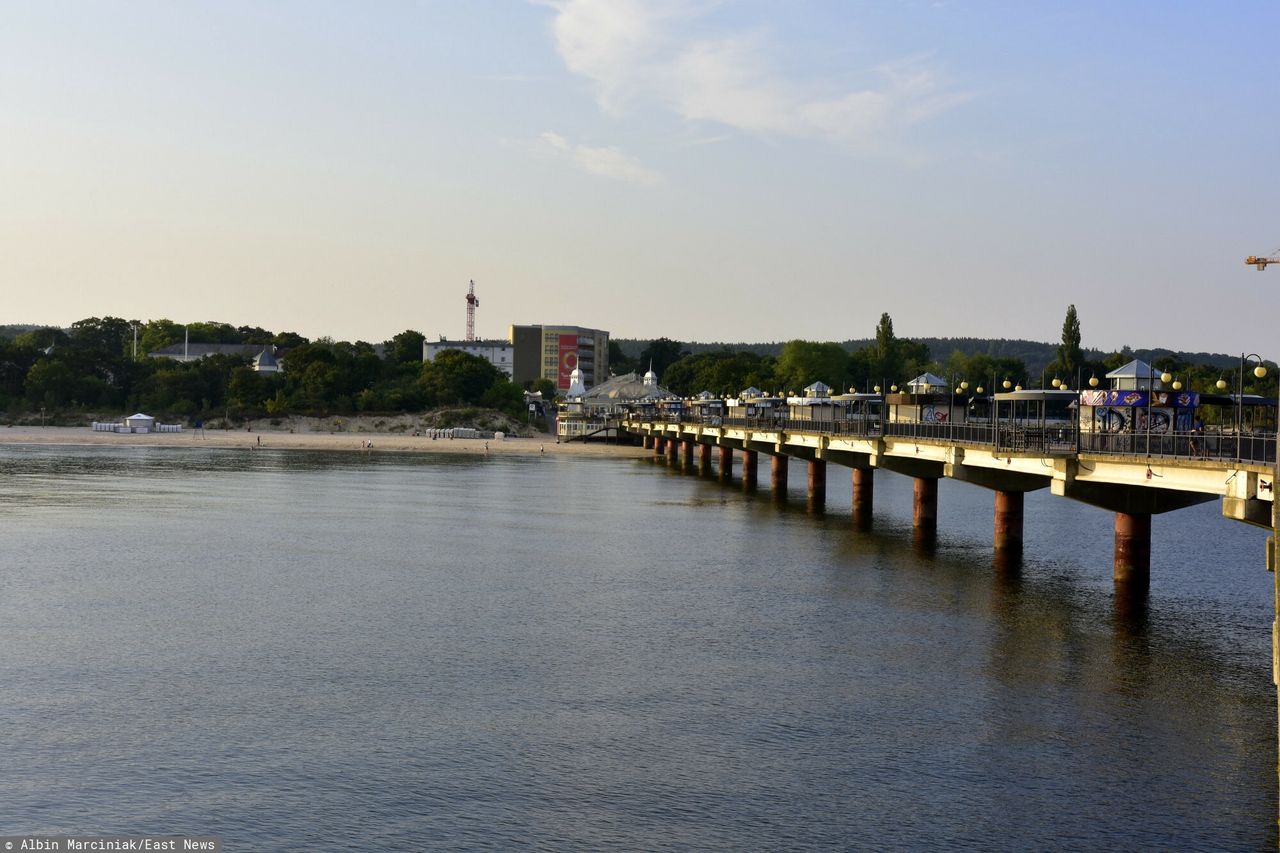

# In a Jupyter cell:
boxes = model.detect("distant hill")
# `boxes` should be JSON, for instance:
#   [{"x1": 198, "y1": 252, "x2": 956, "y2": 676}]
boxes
[
  {"x1": 614, "y1": 337, "x2": 1244, "y2": 377},
  {"x1": 0, "y1": 324, "x2": 52, "y2": 340}
]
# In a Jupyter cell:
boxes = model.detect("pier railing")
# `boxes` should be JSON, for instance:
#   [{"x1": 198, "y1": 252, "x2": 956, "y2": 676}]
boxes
[{"x1": 640, "y1": 414, "x2": 1278, "y2": 466}]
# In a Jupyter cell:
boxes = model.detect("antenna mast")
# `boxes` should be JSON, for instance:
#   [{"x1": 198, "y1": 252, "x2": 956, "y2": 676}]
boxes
[{"x1": 465, "y1": 279, "x2": 479, "y2": 341}]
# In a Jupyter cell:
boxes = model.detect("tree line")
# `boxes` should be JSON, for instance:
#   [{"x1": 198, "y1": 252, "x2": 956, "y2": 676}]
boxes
[
  {"x1": 1, "y1": 309, "x2": 1271, "y2": 424},
  {"x1": 0, "y1": 318, "x2": 553, "y2": 424},
  {"x1": 613, "y1": 307, "x2": 1276, "y2": 399}
]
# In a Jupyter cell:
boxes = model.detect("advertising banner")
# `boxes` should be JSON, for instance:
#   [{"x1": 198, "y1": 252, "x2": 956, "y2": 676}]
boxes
[
  {"x1": 1079, "y1": 390, "x2": 1199, "y2": 408},
  {"x1": 557, "y1": 334, "x2": 578, "y2": 390}
]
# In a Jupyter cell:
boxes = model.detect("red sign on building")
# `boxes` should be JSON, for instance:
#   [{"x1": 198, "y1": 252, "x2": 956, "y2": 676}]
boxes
[{"x1": 558, "y1": 334, "x2": 579, "y2": 389}]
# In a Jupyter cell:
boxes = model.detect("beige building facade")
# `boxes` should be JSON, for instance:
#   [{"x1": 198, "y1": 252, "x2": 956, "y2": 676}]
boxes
[{"x1": 510, "y1": 325, "x2": 609, "y2": 391}]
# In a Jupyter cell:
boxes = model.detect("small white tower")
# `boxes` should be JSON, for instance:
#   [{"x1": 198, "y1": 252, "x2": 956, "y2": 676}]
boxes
[
  {"x1": 567, "y1": 366, "x2": 587, "y2": 398},
  {"x1": 643, "y1": 361, "x2": 657, "y2": 388}
]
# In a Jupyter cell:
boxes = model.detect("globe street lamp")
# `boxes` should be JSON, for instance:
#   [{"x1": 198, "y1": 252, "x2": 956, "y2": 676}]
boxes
[{"x1": 1239, "y1": 353, "x2": 1268, "y2": 460}]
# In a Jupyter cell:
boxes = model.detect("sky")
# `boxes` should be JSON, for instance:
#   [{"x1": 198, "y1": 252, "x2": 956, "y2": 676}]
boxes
[{"x1": 2, "y1": 1, "x2": 1278, "y2": 356}]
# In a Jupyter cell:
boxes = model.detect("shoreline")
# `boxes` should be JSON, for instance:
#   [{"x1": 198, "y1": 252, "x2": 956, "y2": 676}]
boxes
[{"x1": 0, "y1": 425, "x2": 651, "y2": 459}]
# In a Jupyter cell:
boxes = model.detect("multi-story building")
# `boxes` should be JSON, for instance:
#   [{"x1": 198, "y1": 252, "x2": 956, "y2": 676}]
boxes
[
  {"x1": 510, "y1": 325, "x2": 609, "y2": 391},
  {"x1": 422, "y1": 338, "x2": 514, "y2": 378}
]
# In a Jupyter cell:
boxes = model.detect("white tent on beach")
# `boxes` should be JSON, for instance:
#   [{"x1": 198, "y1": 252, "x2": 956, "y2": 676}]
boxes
[{"x1": 124, "y1": 413, "x2": 156, "y2": 431}]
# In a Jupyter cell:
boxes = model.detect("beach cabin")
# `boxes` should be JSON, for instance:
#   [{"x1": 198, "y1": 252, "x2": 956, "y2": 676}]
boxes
[
  {"x1": 726, "y1": 388, "x2": 784, "y2": 427},
  {"x1": 992, "y1": 390, "x2": 1079, "y2": 452},
  {"x1": 1074, "y1": 359, "x2": 1197, "y2": 455},
  {"x1": 656, "y1": 398, "x2": 684, "y2": 423},
  {"x1": 886, "y1": 373, "x2": 968, "y2": 428},
  {"x1": 1076, "y1": 386, "x2": 1198, "y2": 455},
  {"x1": 786, "y1": 381, "x2": 838, "y2": 424},
  {"x1": 125, "y1": 413, "x2": 156, "y2": 433},
  {"x1": 687, "y1": 392, "x2": 725, "y2": 425},
  {"x1": 830, "y1": 392, "x2": 883, "y2": 436}
]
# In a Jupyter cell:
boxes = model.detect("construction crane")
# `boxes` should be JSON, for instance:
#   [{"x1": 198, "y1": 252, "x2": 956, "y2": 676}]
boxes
[
  {"x1": 465, "y1": 280, "x2": 479, "y2": 341},
  {"x1": 1246, "y1": 251, "x2": 1280, "y2": 270}
]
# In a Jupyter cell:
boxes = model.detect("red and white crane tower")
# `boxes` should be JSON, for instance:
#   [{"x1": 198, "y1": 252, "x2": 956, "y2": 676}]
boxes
[{"x1": 465, "y1": 279, "x2": 480, "y2": 341}]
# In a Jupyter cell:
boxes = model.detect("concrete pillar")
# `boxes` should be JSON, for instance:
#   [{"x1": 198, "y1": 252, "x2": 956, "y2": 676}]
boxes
[
  {"x1": 654, "y1": 436, "x2": 665, "y2": 455},
  {"x1": 666, "y1": 436, "x2": 679, "y2": 461},
  {"x1": 771, "y1": 455, "x2": 789, "y2": 495},
  {"x1": 742, "y1": 450, "x2": 758, "y2": 490},
  {"x1": 719, "y1": 446, "x2": 733, "y2": 478},
  {"x1": 913, "y1": 477, "x2": 938, "y2": 532},
  {"x1": 994, "y1": 490, "x2": 1024, "y2": 553},
  {"x1": 699, "y1": 442, "x2": 712, "y2": 474},
  {"x1": 642, "y1": 434, "x2": 653, "y2": 450},
  {"x1": 807, "y1": 459, "x2": 826, "y2": 505},
  {"x1": 682, "y1": 438, "x2": 695, "y2": 467},
  {"x1": 852, "y1": 468, "x2": 873, "y2": 523},
  {"x1": 1114, "y1": 511, "x2": 1151, "y2": 588}
]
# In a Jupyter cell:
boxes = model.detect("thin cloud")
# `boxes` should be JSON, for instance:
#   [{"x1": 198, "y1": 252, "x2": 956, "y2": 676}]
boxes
[
  {"x1": 535, "y1": 0, "x2": 970, "y2": 147},
  {"x1": 538, "y1": 131, "x2": 663, "y2": 185}
]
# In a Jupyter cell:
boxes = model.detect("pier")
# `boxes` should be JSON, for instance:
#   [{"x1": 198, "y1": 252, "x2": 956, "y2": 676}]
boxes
[{"x1": 621, "y1": 398, "x2": 1280, "y2": 830}]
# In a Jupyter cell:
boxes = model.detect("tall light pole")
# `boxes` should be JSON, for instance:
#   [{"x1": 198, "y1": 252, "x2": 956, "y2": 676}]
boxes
[{"x1": 1238, "y1": 353, "x2": 1267, "y2": 461}]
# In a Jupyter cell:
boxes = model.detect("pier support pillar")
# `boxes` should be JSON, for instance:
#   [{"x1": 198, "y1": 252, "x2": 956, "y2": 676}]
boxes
[
  {"x1": 913, "y1": 477, "x2": 938, "y2": 532},
  {"x1": 994, "y1": 490, "x2": 1024, "y2": 553},
  {"x1": 852, "y1": 468, "x2": 873, "y2": 527},
  {"x1": 642, "y1": 435, "x2": 653, "y2": 450},
  {"x1": 719, "y1": 446, "x2": 734, "y2": 479},
  {"x1": 771, "y1": 455, "x2": 789, "y2": 495},
  {"x1": 807, "y1": 460, "x2": 826, "y2": 507},
  {"x1": 654, "y1": 436, "x2": 665, "y2": 456},
  {"x1": 666, "y1": 436, "x2": 679, "y2": 462},
  {"x1": 1114, "y1": 511, "x2": 1151, "y2": 589},
  {"x1": 699, "y1": 442, "x2": 712, "y2": 475},
  {"x1": 742, "y1": 450, "x2": 758, "y2": 490},
  {"x1": 682, "y1": 439, "x2": 695, "y2": 468}
]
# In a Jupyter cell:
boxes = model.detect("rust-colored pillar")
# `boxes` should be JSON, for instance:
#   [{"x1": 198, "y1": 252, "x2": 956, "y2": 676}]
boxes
[
  {"x1": 913, "y1": 477, "x2": 938, "y2": 532},
  {"x1": 699, "y1": 442, "x2": 712, "y2": 474},
  {"x1": 719, "y1": 446, "x2": 734, "y2": 478},
  {"x1": 1114, "y1": 511, "x2": 1151, "y2": 588},
  {"x1": 666, "y1": 435, "x2": 679, "y2": 461},
  {"x1": 852, "y1": 468, "x2": 874, "y2": 523},
  {"x1": 994, "y1": 490, "x2": 1024, "y2": 552},
  {"x1": 682, "y1": 438, "x2": 695, "y2": 467},
  {"x1": 654, "y1": 435, "x2": 665, "y2": 455},
  {"x1": 642, "y1": 434, "x2": 653, "y2": 450},
  {"x1": 742, "y1": 450, "x2": 758, "y2": 490},
  {"x1": 771, "y1": 455, "x2": 789, "y2": 494},
  {"x1": 807, "y1": 459, "x2": 827, "y2": 505}
]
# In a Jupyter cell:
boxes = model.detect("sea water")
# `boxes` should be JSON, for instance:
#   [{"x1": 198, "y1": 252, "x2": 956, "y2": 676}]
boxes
[{"x1": 0, "y1": 444, "x2": 1273, "y2": 850}]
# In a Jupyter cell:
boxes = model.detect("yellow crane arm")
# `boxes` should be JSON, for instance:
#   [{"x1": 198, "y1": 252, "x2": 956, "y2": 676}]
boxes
[{"x1": 1247, "y1": 255, "x2": 1280, "y2": 270}]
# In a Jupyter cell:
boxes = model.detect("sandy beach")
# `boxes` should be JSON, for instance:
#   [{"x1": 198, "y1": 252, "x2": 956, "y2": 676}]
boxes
[{"x1": 0, "y1": 424, "x2": 651, "y2": 459}]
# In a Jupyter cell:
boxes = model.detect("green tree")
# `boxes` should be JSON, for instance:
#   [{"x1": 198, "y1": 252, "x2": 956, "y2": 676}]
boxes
[
  {"x1": 385, "y1": 330, "x2": 426, "y2": 365},
  {"x1": 480, "y1": 379, "x2": 526, "y2": 419},
  {"x1": 873, "y1": 313, "x2": 901, "y2": 383},
  {"x1": 1049, "y1": 304, "x2": 1083, "y2": 383},
  {"x1": 662, "y1": 349, "x2": 775, "y2": 396},
  {"x1": 773, "y1": 340, "x2": 849, "y2": 394},
  {"x1": 607, "y1": 340, "x2": 637, "y2": 375},
  {"x1": 638, "y1": 337, "x2": 686, "y2": 379},
  {"x1": 138, "y1": 320, "x2": 183, "y2": 356},
  {"x1": 25, "y1": 360, "x2": 76, "y2": 407},
  {"x1": 419, "y1": 349, "x2": 503, "y2": 406},
  {"x1": 530, "y1": 377, "x2": 557, "y2": 398}
]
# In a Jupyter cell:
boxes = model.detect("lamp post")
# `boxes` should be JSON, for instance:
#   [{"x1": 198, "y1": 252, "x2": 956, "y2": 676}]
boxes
[{"x1": 1239, "y1": 353, "x2": 1268, "y2": 461}]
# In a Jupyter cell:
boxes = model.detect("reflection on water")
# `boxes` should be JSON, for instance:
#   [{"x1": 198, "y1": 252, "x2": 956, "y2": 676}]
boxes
[{"x1": 0, "y1": 445, "x2": 1275, "y2": 849}]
